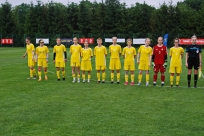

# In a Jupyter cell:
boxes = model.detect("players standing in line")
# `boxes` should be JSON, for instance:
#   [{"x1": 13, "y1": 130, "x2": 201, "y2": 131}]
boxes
[
  {"x1": 53, "y1": 38, "x2": 67, "y2": 81},
  {"x1": 70, "y1": 37, "x2": 82, "y2": 83},
  {"x1": 186, "y1": 35, "x2": 202, "y2": 88},
  {"x1": 81, "y1": 40, "x2": 93, "y2": 83},
  {"x1": 169, "y1": 38, "x2": 184, "y2": 87},
  {"x1": 152, "y1": 37, "x2": 168, "y2": 86},
  {"x1": 109, "y1": 37, "x2": 122, "y2": 84},
  {"x1": 122, "y1": 38, "x2": 136, "y2": 86},
  {"x1": 137, "y1": 38, "x2": 152, "y2": 86},
  {"x1": 22, "y1": 37, "x2": 37, "y2": 79},
  {"x1": 36, "y1": 39, "x2": 49, "y2": 81},
  {"x1": 94, "y1": 38, "x2": 107, "y2": 83}
]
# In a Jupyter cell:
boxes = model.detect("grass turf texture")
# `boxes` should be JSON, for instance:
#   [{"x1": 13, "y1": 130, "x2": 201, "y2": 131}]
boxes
[{"x1": 0, "y1": 47, "x2": 204, "y2": 136}]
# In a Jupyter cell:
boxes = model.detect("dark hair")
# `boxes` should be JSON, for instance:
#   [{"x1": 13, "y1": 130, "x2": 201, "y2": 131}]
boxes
[
  {"x1": 26, "y1": 37, "x2": 31, "y2": 41},
  {"x1": 174, "y1": 38, "x2": 179, "y2": 42},
  {"x1": 56, "y1": 37, "x2": 61, "y2": 40}
]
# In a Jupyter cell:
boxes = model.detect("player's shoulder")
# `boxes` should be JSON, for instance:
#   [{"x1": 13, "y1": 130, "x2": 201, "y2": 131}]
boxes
[{"x1": 139, "y1": 45, "x2": 145, "y2": 48}]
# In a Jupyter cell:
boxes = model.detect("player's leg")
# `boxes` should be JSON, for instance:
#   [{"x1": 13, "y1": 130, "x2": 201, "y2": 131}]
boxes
[
  {"x1": 145, "y1": 70, "x2": 150, "y2": 86},
  {"x1": 55, "y1": 62, "x2": 60, "y2": 81},
  {"x1": 130, "y1": 70, "x2": 135, "y2": 86},
  {"x1": 169, "y1": 66, "x2": 175, "y2": 87},
  {"x1": 61, "y1": 67, "x2": 65, "y2": 80},
  {"x1": 124, "y1": 65, "x2": 129, "y2": 85},
  {"x1": 160, "y1": 64, "x2": 166, "y2": 86},
  {"x1": 38, "y1": 66, "x2": 42, "y2": 81},
  {"x1": 187, "y1": 59, "x2": 193, "y2": 88},
  {"x1": 153, "y1": 64, "x2": 159, "y2": 86},
  {"x1": 43, "y1": 59, "x2": 48, "y2": 80},
  {"x1": 116, "y1": 59, "x2": 121, "y2": 84},
  {"x1": 138, "y1": 63, "x2": 143, "y2": 85},
  {"x1": 109, "y1": 59, "x2": 115, "y2": 83},
  {"x1": 72, "y1": 66, "x2": 76, "y2": 82},
  {"x1": 77, "y1": 66, "x2": 80, "y2": 83},
  {"x1": 87, "y1": 71, "x2": 91, "y2": 83},
  {"x1": 44, "y1": 67, "x2": 48, "y2": 80},
  {"x1": 175, "y1": 67, "x2": 181, "y2": 87},
  {"x1": 193, "y1": 61, "x2": 199, "y2": 88},
  {"x1": 138, "y1": 70, "x2": 143, "y2": 86},
  {"x1": 102, "y1": 66, "x2": 106, "y2": 83},
  {"x1": 82, "y1": 70, "x2": 86, "y2": 83}
]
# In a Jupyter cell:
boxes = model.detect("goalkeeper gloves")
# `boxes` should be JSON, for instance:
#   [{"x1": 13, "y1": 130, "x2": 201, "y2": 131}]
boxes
[
  {"x1": 163, "y1": 62, "x2": 167, "y2": 67},
  {"x1": 152, "y1": 62, "x2": 155, "y2": 67}
]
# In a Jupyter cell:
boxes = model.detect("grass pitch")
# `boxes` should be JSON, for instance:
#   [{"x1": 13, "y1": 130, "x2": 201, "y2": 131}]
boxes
[{"x1": 0, "y1": 47, "x2": 204, "y2": 136}]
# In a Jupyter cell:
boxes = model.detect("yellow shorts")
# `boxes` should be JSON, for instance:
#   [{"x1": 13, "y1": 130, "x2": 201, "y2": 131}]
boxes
[
  {"x1": 138, "y1": 63, "x2": 150, "y2": 71},
  {"x1": 124, "y1": 64, "x2": 135, "y2": 71},
  {"x1": 71, "y1": 61, "x2": 80, "y2": 67},
  {"x1": 55, "y1": 61, "x2": 65, "y2": 68},
  {"x1": 28, "y1": 58, "x2": 35, "y2": 67},
  {"x1": 96, "y1": 65, "x2": 106, "y2": 71},
  {"x1": 38, "y1": 59, "x2": 48, "y2": 67},
  {"x1": 169, "y1": 66, "x2": 182, "y2": 73},
  {"x1": 81, "y1": 60, "x2": 92, "y2": 71},
  {"x1": 109, "y1": 58, "x2": 121, "y2": 70}
]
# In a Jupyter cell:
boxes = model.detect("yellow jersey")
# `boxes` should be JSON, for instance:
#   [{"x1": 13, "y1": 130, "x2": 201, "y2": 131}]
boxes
[
  {"x1": 109, "y1": 44, "x2": 122, "y2": 59},
  {"x1": 70, "y1": 44, "x2": 82, "y2": 62},
  {"x1": 94, "y1": 46, "x2": 107, "y2": 66},
  {"x1": 170, "y1": 47, "x2": 184, "y2": 67},
  {"x1": 122, "y1": 46, "x2": 136, "y2": 64},
  {"x1": 53, "y1": 44, "x2": 66, "y2": 62},
  {"x1": 26, "y1": 43, "x2": 35, "y2": 59},
  {"x1": 36, "y1": 46, "x2": 49, "y2": 59},
  {"x1": 81, "y1": 48, "x2": 93, "y2": 61},
  {"x1": 138, "y1": 45, "x2": 152, "y2": 64}
]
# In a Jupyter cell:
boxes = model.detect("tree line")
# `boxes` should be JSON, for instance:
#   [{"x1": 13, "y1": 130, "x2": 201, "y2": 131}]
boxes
[{"x1": 0, "y1": 0, "x2": 204, "y2": 47}]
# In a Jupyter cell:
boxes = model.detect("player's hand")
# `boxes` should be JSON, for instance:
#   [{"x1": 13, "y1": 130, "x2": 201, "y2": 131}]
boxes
[
  {"x1": 137, "y1": 61, "x2": 140, "y2": 64},
  {"x1": 64, "y1": 59, "x2": 67, "y2": 62},
  {"x1": 22, "y1": 55, "x2": 26, "y2": 58},
  {"x1": 53, "y1": 60, "x2": 55, "y2": 63},
  {"x1": 186, "y1": 63, "x2": 188, "y2": 68},
  {"x1": 163, "y1": 62, "x2": 167, "y2": 68},
  {"x1": 152, "y1": 62, "x2": 155, "y2": 67},
  {"x1": 46, "y1": 60, "x2": 48, "y2": 63}
]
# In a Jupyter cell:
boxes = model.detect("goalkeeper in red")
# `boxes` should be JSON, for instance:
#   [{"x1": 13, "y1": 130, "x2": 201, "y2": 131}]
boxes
[{"x1": 152, "y1": 37, "x2": 168, "y2": 86}]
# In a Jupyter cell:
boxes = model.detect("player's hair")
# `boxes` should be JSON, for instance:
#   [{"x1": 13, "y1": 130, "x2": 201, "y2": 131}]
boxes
[
  {"x1": 158, "y1": 37, "x2": 163, "y2": 40},
  {"x1": 56, "y1": 37, "x2": 61, "y2": 41},
  {"x1": 73, "y1": 37, "x2": 78, "y2": 40},
  {"x1": 84, "y1": 40, "x2": 89, "y2": 44},
  {"x1": 26, "y1": 37, "x2": 31, "y2": 41},
  {"x1": 145, "y1": 38, "x2": 151, "y2": 42},
  {"x1": 127, "y1": 38, "x2": 132, "y2": 42},
  {"x1": 97, "y1": 38, "x2": 102, "y2": 41},
  {"x1": 191, "y1": 34, "x2": 197, "y2": 39},
  {"x1": 38, "y1": 39, "x2": 42, "y2": 43},
  {"x1": 174, "y1": 38, "x2": 179, "y2": 42},
  {"x1": 112, "y1": 37, "x2": 117, "y2": 40}
]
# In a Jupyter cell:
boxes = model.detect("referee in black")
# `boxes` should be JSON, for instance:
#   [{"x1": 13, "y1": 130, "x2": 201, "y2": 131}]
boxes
[{"x1": 186, "y1": 35, "x2": 202, "y2": 88}]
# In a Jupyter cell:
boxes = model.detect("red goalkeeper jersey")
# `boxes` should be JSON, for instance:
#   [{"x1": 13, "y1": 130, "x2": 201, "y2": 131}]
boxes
[{"x1": 153, "y1": 45, "x2": 167, "y2": 64}]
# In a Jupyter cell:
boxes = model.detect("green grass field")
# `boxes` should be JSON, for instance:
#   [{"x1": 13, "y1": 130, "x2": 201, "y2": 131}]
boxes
[{"x1": 1, "y1": 47, "x2": 204, "y2": 136}]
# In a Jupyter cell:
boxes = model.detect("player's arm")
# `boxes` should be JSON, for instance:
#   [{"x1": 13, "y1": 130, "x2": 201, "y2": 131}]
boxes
[
  {"x1": 23, "y1": 51, "x2": 27, "y2": 58},
  {"x1": 46, "y1": 49, "x2": 49, "y2": 63},
  {"x1": 90, "y1": 49, "x2": 93, "y2": 58},
  {"x1": 32, "y1": 50, "x2": 35, "y2": 61},
  {"x1": 185, "y1": 46, "x2": 189, "y2": 67},
  {"x1": 105, "y1": 47, "x2": 108, "y2": 57},
  {"x1": 199, "y1": 53, "x2": 202, "y2": 67},
  {"x1": 137, "y1": 53, "x2": 140, "y2": 64},
  {"x1": 181, "y1": 48, "x2": 184, "y2": 58},
  {"x1": 119, "y1": 46, "x2": 122, "y2": 57},
  {"x1": 53, "y1": 47, "x2": 56, "y2": 63}
]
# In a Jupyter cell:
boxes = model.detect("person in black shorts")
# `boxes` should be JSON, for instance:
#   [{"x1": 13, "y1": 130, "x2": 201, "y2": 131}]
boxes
[{"x1": 186, "y1": 35, "x2": 202, "y2": 88}]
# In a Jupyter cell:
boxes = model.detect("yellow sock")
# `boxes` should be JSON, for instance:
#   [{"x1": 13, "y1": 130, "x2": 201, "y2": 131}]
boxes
[
  {"x1": 38, "y1": 71, "x2": 42, "y2": 78},
  {"x1": 111, "y1": 73, "x2": 114, "y2": 81},
  {"x1": 57, "y1": 71, "x2": 60, "y2": 79},
  {"x1": 146, "y1": 74, "x2": 150, "y2": 83},
  {"x1": 82, "y1": 73, "x2": 85, "y2": 80},
  {"x1": 131, "y1": 75, "x2": 134, "y2": 82},
  {"x1": 117, "y1": 73, "x2": 120, "y2": 82},
  {"x1": 44, "y1": 71, "x2": 48, "y2": 76},
  {"x1": 78, "y1": 74, "x2": 80, "y2": 79},
  {"x1": 102, "y1": 72, "x2": 106, "y2": 81},
  {"x1": 176, "y1": 76, "x2": 180, "y2": 85},
  {"x1": 62, "y1": 70, "x2": 65, "y2": 78},
  {"x1": 138, "y1": 74, "x2": 142, "y2": 82},
  {"x1": 88, "y1": 75, "x2": 91, "y2": 80},
  {"x1": 97, "y1": 73, "x2": 100, "y2": 81},
  {"x1": 33, "y1": 69, "x2": 36, "y2": 77},
  {"x1": 125, "y1": 75, "x2": 128, "y2": 82},
  {"x1": 170, "y1": 75, "x2": 174, "y2": 85},
  {"x1": 72, "y1": 74, "x2": 76, "y2": 79},
  {"x1": 30, "y1": 69, "x2": 33, "y2": 78}
]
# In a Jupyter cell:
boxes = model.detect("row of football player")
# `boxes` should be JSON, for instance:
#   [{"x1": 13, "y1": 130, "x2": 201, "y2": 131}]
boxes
[{"x1": 23, "y1": 35, "x2": 202, "y2": 87}]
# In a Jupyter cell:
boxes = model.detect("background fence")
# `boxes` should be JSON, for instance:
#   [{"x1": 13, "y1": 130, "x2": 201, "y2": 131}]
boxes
[{"x1": 0, "y1": 33, "x2": 194, "y2": 48}]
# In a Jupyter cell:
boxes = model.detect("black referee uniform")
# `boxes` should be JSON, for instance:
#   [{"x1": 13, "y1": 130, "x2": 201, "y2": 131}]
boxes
[{"x1": 186, "y1": 44, "x2": 202, "y2": 87}]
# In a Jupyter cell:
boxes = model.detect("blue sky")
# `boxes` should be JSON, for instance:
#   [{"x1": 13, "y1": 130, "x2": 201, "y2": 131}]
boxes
[{"x1": 2, "y1": 0, "x2": 183, "y2": 8}]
